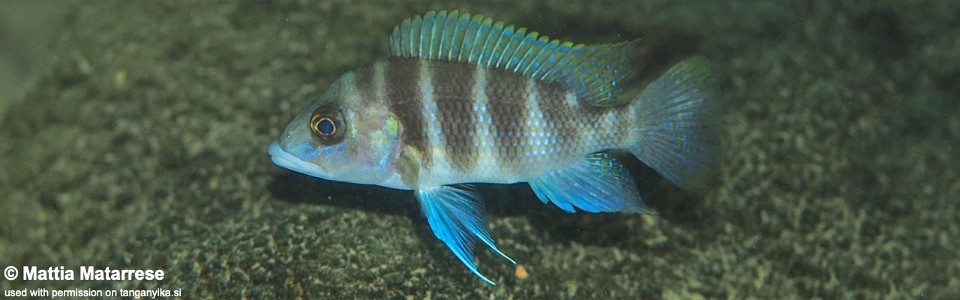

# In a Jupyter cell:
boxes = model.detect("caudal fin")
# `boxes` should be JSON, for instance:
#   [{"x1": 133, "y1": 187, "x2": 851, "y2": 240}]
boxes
[{"x1": 629, "y1": 57, "x2": 720, "y2": 191}]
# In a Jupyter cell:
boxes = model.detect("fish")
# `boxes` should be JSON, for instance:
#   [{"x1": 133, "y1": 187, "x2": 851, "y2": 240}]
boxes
[{"x1": 269, "y1": 10, "x2": 719, "y2": 285}]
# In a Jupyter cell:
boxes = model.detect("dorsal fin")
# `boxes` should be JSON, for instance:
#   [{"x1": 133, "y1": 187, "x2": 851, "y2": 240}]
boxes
[{"x1": 388, "y1": 10, "x2": 639, "y2": 106}]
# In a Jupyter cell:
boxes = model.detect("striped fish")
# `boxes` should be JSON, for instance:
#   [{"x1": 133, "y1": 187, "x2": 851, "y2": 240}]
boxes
[{"x1": 269, "y1": 10, "x2": 719, "y2": 285}]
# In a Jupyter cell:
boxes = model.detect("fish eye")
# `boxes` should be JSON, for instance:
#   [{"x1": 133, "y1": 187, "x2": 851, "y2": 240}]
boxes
[{"x1": 309, "y1": 105, "x2": 345, "y2": 145}]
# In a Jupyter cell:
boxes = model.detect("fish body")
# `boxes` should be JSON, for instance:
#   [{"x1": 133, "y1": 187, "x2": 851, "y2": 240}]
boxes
[{"x1": 269, "y1": 10, "x2": 719, "y2": 285}]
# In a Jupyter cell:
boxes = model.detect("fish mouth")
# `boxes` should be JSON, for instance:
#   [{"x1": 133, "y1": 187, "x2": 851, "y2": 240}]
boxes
[{"x1": 268, "y1": 141, "x2": 329, "y2": 179}]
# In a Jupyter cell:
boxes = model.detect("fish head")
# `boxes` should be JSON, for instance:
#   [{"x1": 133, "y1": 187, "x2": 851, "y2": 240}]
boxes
[{"x1": 269, "y1": 71, "x2": 404, "y2": 189}]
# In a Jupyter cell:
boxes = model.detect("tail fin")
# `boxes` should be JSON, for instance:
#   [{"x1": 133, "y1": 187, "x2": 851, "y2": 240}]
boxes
[{"x1": 628, "y1": 57, "x2": 720, "y2": 191}]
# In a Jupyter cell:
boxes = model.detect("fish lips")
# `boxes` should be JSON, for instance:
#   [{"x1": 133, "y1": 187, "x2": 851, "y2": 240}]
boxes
[{"x1": 268, "y1": 141, "x2": 329, "y2": 179}]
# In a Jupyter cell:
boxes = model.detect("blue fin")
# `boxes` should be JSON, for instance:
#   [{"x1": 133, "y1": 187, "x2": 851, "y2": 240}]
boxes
[
  {"x1": 629, "y1": 57, "x2": 720, "y2": 191},
  {"x1": 389, "y1": 10, "x2": 638, "y2": 105},
  {"x1": 529, "y1": 153, "x2": 645, "y2": 213},
  {"x1": 416, "y1": 185, "x2": 515, "y2": 285}
]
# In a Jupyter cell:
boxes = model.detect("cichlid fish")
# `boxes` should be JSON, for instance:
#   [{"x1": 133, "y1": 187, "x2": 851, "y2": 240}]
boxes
[{"x1": 269, "y1": 10, "x2": 719, "y2": 285}]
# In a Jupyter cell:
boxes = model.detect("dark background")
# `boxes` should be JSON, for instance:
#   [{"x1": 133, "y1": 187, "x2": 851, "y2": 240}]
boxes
[{"x1": 1, "y1": 0, "x2": 957, "y2": 298}]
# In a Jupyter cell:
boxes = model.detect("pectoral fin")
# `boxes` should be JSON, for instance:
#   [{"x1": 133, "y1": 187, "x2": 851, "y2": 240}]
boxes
[{"x1": 416, "y1": 185, "x2": 515, "y2": 285}]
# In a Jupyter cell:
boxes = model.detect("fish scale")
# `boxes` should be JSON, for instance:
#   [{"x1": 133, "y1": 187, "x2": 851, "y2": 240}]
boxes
[
  {"x1": 269, "y1": 10, "x2": 718, "y2": 285},
  {"x1": 364, "y1": 58, "x2": 631, "y2": 186}
]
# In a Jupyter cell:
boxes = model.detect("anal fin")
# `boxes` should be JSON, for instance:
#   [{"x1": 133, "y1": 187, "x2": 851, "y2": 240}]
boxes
[{"x1": 529, "y1": 153, "x2": 646, "y2": 213}]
